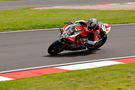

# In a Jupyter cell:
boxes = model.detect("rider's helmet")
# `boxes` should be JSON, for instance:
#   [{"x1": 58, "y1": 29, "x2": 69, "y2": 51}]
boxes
[{"x1": 87, "y1": 18, "x2": 98, "y2": 30}]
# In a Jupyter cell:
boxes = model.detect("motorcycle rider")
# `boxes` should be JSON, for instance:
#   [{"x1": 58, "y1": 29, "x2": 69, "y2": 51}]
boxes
[{"x1": 71, "y1": 18, "x2": 107, "y2": 49}]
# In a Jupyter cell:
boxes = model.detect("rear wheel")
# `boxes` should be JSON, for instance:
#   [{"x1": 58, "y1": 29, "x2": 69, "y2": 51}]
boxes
[
  {"x1": 89, "y1": 31, "x2": 107, "y2": 50},
  {"x1": 94, "y1": 34, "x2": 107, "y2": 49},
  {"x1": 48, "y1": 40, "x2": 64, "y2": 55}
]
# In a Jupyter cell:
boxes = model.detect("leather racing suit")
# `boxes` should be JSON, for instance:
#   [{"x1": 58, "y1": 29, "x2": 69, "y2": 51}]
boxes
[{"x1": 73, "y1": 20, "x2": 106, "y2": 47}]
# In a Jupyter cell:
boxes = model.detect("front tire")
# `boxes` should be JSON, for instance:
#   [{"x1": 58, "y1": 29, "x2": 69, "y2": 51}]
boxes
[{"x1": 48, "y1": 40, "x2": 64, "y2": 55}]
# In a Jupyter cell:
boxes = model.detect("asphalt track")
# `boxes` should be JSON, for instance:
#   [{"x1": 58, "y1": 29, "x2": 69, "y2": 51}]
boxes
[
  {"x1": 0, "y1": 0, "x2": 135, "y2": 10},
  {"x1": 0, "y1": 24, "x2": 135, "y2": 72},
  {"x1": 0, "y1": 0, "x2": 135, "y2": 72}
]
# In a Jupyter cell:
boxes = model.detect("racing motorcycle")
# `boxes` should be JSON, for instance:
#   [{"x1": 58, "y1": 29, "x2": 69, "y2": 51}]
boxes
[{"x1": 48, "y1": 23, "x2": 112, "y2": 55}]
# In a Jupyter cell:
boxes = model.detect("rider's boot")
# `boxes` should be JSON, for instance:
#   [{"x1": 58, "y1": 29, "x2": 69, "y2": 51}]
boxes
[{"x1": 84, "y1": 40, "x2": 96, "y2": 49}]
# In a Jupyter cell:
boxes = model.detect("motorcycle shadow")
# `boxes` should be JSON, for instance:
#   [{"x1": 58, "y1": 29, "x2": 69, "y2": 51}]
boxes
[{"x1": 46, "y1": 49, "x2": 100, "y2": 57}]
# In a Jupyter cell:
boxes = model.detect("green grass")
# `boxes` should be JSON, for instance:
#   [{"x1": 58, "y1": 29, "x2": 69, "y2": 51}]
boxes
[
  {"x1": 0, "y1": 8, "x2": 135, "y2": 31},
  {"x1": 0, "y1": 0, "x2": 18, "y2": 1},
  {"x1": 0, "y1": 63, "x2": 135, "y2": 90}
]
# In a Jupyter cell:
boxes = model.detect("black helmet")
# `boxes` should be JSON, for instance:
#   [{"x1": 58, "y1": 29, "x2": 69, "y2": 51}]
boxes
[{"x1": 87, "y1": 18, "x2": 98, "y2": 30}]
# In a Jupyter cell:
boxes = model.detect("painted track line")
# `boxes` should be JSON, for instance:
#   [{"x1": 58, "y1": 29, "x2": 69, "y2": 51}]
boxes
[
  {"x1": 0, "y1": 55, "x2": 135, "y2": 82},
  {"x1": 56, "y1": 61, "x2": 123, "y2": 70},
  {"x1": 0, "y1": 56, "x2": 135, "y2": 81},
  {"x1": 0, "y1": 76, "x2": 13, "y2": 81},
  {"x1": 0, "y1": 55, "x2": 135, "y2": 74}
]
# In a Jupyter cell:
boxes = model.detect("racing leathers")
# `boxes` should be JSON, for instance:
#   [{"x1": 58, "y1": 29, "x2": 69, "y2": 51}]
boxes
[{"x1": 72, "y1": 20, "x2": 106, "y2": 48}]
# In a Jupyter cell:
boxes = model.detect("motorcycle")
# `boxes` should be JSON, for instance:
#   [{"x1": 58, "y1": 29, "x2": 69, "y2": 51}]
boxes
[{"x1": 48, "y1": 23, "x2": 112, "y2": 55}]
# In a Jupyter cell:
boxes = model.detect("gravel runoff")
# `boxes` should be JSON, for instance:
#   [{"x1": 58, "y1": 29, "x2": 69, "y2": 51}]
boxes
[{"x1": 34, "y1": 2, "x2": 135, "y2": 10}]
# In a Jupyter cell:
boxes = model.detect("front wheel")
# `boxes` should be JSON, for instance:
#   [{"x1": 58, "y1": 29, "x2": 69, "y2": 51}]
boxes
[{"x1": 48, "y1": 40, "x2": 64, "y2": 55}]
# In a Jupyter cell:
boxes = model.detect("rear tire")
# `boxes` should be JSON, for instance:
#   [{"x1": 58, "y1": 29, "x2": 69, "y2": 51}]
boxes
[
  {"x1": 94, "y1": 34, "x2": 107, "y2": 50},
  {"x1": 88, "y1": 31, "x2": 107, "y2": 50},
  {"x1": 48, "y1": 40, "x2": 64, "y2": 55}
]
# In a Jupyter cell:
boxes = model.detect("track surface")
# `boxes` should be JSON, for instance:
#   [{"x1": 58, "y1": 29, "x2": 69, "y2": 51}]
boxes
[
  {"x1": 0, "y1": 24, "x2": 135, "y2": 72},
  {"x1": 0, "y1": 0, "x2": 135, "y2": 72},
  {"x1": 0, "y1": 0, "x2": 135, "y2": 10}
]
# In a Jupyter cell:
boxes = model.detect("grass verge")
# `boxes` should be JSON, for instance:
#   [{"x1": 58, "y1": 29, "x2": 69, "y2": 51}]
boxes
[
  {"x1": 0, "y1": 63, "x2": 135, "y2": 90},
  {"x1": 0, "y1": 8, "x2": 135, "y2": 31},
  {"x1": 0, "y1": 0, "x2": 18, "y2": 1}
]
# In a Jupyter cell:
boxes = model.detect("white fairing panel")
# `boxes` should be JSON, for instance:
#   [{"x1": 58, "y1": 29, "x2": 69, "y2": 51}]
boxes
[{"x1": 104, "y1": 24, "x2": 112, "y2": 34}]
